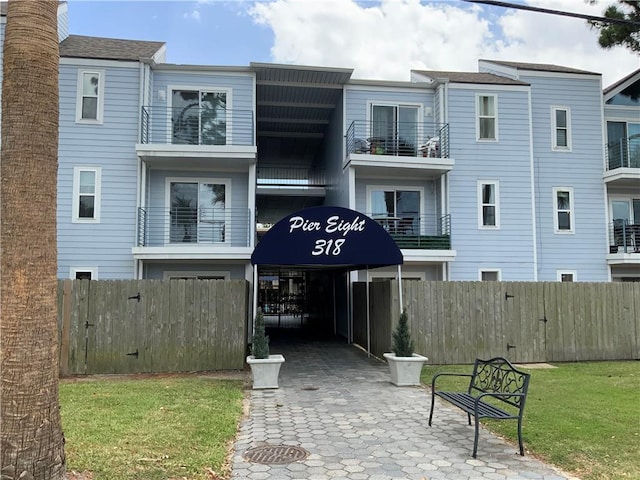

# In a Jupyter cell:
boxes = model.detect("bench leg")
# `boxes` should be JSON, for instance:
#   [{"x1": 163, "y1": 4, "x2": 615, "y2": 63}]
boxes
[
  {"x1": 517, "y1": 417, "x2": 525, "y2": 456},
  {"x1": 472, "y1": 411, "x2": 480, "y2": 458},
  {"x1": 428, "y1": 390, "x2": 435, "y2": 426}
]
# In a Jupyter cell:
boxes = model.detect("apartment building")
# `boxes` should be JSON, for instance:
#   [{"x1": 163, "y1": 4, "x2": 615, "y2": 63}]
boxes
[{"x1": 1, "y1": 5, "x2": 638, "y2": 331}]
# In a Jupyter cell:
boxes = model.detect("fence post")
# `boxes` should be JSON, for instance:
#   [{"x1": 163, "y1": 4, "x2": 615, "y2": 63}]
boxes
[{"x1": 59, "y1": 279, "x2": 73, "y2": 376}]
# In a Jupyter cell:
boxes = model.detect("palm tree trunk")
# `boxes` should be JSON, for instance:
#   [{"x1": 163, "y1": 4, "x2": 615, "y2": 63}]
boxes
[{"x1": 0, "y1": 1, "x2": 66, "y2": 479}]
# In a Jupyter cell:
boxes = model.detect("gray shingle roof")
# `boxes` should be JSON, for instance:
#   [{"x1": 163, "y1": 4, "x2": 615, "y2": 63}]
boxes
[
  {"x1": 412, "y1": 70, "x2": 528, "y2": 86},
  {"x1": 59, "y1": 34, "x2": 165, "y2": 62},
  {"x1": 481, "y1": 60, "x2": 600, "y2": 75},
  {"x1": 604, "y1": 68, "x2": 640, "y2": 95}
]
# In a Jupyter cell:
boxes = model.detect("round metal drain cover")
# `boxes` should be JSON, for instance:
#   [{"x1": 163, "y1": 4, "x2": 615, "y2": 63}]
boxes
[{"x1": 243, "y1": 445, "x2": 309, "y2": 464}]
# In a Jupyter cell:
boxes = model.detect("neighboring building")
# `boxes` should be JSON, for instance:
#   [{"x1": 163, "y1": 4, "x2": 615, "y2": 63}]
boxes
[{"x1": 1, "y1": 5, "x2": 638, "y2": 329}]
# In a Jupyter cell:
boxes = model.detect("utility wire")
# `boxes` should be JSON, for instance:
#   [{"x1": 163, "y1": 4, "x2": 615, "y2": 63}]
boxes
[{"x1": 462, "y1": 0, "x2": 640, "y2": 27}]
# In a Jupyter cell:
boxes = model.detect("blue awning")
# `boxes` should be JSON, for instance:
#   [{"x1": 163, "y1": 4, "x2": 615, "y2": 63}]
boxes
[{"x1": 251, "y1": 206, "x2": 403, "y2": 270}]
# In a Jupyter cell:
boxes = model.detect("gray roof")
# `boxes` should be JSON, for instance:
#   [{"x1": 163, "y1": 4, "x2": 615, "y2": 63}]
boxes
[
  {"x1": 412, "y1": 70, "x2": 528, "y2": 86},
  {"x1": 481, "y1": 60, "x2": 600, "y2": 76},
  {"x1": 604, "y1": 68, "x2": 640, "y2": 96},
  {"x1": 59, "y1": 34, "x2": 165, "y2": 62}
]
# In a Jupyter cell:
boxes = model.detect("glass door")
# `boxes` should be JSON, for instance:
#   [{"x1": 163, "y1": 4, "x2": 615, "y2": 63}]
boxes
[
  {"x1": 169, "y1": 181, "x2": 226, "y2": 243},
  {"x1": 172, "y1": 90, "x2": 227, "y2": 145}
]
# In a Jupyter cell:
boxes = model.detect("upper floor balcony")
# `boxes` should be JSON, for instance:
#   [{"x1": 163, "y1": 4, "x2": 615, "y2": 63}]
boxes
[
  {"x1": 132, "y1": 206, "x2": 252, "y2": 260},
  {"x1": 604, "y1": 135, "x2": 640, "y2": 187},
  {"x1": 366, "y1": 212, "x2": 452, "y2": 250},
  {"x1": 345, "y1": 121, "x2": 453, "y2": 176},
  {"x1": 136, "y1": 106, "x2": 257, "y2": 167}
]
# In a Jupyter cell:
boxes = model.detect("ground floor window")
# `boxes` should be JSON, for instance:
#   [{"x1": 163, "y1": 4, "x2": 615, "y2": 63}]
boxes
[
  {"x1": 163, "y1": 271, "x2": 230, "y2": 280},
  {"x1": 70, "y1": 267, "x2": 97, "y2": 280},
  {"x1": 479, "y1": 269, "x2": 501, "y2": 281},
  {"x1": 557, "y1": 270, "x2": 576, "y2": 282}
]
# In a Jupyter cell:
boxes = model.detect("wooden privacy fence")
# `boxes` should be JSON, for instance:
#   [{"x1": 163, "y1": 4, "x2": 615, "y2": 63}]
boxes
[
  {"x1": 57, "y1": 279, "x2": 249, "y2": 375},
  {"x1": 354, "y1": 280, "x2": 640, "y2": 364}
]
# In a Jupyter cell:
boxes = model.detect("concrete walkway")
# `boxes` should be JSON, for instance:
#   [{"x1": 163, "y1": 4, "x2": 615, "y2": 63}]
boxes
[{"x1": 231, "y1": 339, "x2": 574, "y2": 480}]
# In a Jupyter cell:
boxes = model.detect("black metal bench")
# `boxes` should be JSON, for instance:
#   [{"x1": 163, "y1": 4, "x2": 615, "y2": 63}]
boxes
[{"x1": 428, "y1": 357, "x2": 531, "y2": 458}]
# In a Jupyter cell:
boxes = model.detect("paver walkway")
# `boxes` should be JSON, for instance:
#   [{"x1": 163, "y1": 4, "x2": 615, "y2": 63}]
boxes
[{"x1": 231, "y1": 338, "x2": 575, "y2": 480}]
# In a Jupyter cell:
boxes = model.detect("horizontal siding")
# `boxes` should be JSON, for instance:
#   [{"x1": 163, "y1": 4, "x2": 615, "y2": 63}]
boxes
[
  {"x1": 58, "y1": 62, "x2": 142, "y2": 279},
  {"x1": 526, "y1": 75, "x2": 609, "y2": 281},
  {"x1": 447, "y1": 87, "x2": 535, "y2": 280}
]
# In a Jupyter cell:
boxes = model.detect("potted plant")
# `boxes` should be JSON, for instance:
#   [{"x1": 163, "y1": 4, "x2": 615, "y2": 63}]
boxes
[
  {"x1": 246, "y1": 309, "x2": 285, "y2": 389},
  {"x1": 383, "y1": 309, "x2": 428, "y2": 386}
]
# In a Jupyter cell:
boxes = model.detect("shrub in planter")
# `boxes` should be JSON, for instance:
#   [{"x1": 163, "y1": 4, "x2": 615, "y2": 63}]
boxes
[
  {"x1": 383, "y1": 309, "x2": 427, "y2": 386},
  {"x1": 246, "y1": 309, "x2": 285, "y2": 389}
]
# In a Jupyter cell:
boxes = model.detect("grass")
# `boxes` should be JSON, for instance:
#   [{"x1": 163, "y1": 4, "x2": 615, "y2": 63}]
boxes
[
  {"x1": 59, "y1": 376, "x2": 245, "y2": 480},
  {"x1": 421, "y1": 361, "x2": 640, "y2": 480}
]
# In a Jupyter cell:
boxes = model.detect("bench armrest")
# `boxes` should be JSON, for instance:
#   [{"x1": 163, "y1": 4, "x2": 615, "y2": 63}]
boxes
[
  {"x1": 474, "y1": 392, "x2": 527, "y2": 412},
  {"x1": 431, "y1": 372, "x2": 472, "y2": 391}
]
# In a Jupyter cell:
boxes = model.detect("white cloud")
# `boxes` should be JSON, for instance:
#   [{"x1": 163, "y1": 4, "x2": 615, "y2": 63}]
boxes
[
  {"x1": 249, "y1": 0, "x2": 639, "y2": 87},
  {"x1": 184, "y1": 8, "x2": 202, "y2": 22}
]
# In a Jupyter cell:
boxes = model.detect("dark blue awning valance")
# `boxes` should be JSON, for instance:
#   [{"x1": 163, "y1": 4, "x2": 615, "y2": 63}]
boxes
[{"x1": 251, "y1": 206, "x2": 403, "y2": 270}]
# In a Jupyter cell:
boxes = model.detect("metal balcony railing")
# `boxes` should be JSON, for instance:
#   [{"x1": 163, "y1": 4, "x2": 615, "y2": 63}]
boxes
[
  {"x1": 608, "y1": 221, "x2": 640, "y2": 254},
  {"x1": 257, "y1": 167, "x2": 326, "y2": 187},
  {"x1": 366, "y1": 212, "x2": 451, "y2": 249},
  {"x1": 140, "y1": 106, "x2": 254, "y2": 146},
  {"x1": 606, "y1": 135, "x2": 640, "y2": 170},
  {"x1": 346, "y1": 121, "x2": 450, "y2": 159},
  {"x1": 137, "y1": 207, "x2": 251, "y2": 247}
]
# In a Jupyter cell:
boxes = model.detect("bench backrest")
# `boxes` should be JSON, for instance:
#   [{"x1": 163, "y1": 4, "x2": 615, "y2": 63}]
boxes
[{"x1": 468, "y1": 357, "x2": 530, "y2": 410}]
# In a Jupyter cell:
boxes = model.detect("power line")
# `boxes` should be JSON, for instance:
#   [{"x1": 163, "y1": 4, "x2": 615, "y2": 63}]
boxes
[{"x1": 462, "y1": 0, "x2": 640, "y2": 27}]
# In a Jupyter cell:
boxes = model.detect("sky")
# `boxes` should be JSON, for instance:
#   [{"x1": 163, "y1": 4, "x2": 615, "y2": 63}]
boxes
[{"x1": 67, "y1": 0, "x2": 639, "y2": 87}]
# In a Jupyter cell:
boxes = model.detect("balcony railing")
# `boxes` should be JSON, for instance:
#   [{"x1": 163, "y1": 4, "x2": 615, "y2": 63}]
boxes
[
  {"x1": 346, "y1": 121, "x2": 449, "y2": 159},
  {"x1": 140, "y1": 106, "x2": 254, "y2": 146},
  {"x1": 257, "y1": 167, "x2": 326, "y2": 187},
  {"x1": 606, "y1": 135, "x2": 640, "y2": 170},
  {"x1": 367, "y1": 213, "x2": 451, "y2": 249},
  {"x1": 608, "y1": 221, "x2": 640, "y2": 254},
  {"x1": 137, "y1": 207, "x2": 251, "y2": 247}
]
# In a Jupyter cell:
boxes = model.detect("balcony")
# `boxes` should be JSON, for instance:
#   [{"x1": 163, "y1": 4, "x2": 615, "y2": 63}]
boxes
[
  {"x1": 136, "y1": 106, "x2": 256, "y2": 166},
  {"x1": 607, "y1": 221, "x2": 640, "y2": 265},
  {"x1": 604, "y1": 136, "x2": 640, "y2": 187},
  {"x1": 367, "y1": 213, "x2": 451, "y2": 250},
  {"x1": 133, "y1": 207, "x2": 252, "y2": 260},
  {"x1": 345, "y1": 121, "x2": 453, "y2": 175}
]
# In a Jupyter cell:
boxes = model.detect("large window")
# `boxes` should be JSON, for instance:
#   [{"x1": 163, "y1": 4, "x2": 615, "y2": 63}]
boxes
[
  {"x1": 168, "y1": 179, "x2": 228, "y2": 244},
  {"x1": 370, "y1": 104, "x2": 419, "y2": 155},
  {"x1": 369, "y1": 187, "x2": 422, "y2": 235},
  {"x1": 477, "y1": 181, "x2": 500, "y2": 229},
  {"x1": 607, "y1": 121, "x2": 640, "y2": 169},
  {"x1": 171, "y1": 88, "x2": 228, "y2": 145},
  {"x1": 76, "y1": 70, "x2": 104, "y2": 123},
  {"x1": 551, "y1": 106, "x2": 571, "y2": 151},
  {"x1": 553, "y1": 187, "x2": 574, "y2": 233},
  {"x1": 477, "y1": 94, "x2": 497, "y2": 141},
  {"x1": 72, "y1": 167, "x2": 101, "y2": 223}
]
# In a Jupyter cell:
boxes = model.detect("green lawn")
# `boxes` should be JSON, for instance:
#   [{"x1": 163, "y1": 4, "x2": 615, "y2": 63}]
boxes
[
  {"x1": 60, "y1": 376, "x2": 244, "y2": 480},
  {"x1": 422, "y1": 361, "x2": 640, "y2": 480}
]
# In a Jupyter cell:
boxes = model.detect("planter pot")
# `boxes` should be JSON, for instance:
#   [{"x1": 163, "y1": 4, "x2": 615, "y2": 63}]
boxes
[
  {"x1": 383, "y1": 352, "x2": 428, "y2": 386},
  {"x1": 246, "y1": 354, "x2": 285, "y2": 389}
]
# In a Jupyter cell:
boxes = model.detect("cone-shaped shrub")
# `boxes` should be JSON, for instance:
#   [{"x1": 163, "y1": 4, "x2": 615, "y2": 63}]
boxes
[
  {"x1": 392, "y1": 309, "x2": 414, "y2": 357},
  {"x1": 251, "y1": 308, "x2": 270, "y2": 359}
]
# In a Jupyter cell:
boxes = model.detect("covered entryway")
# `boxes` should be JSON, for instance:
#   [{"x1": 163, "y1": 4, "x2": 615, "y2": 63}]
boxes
[{"x1": 251, "y1": 205, "x2": 403, "y2": 349}]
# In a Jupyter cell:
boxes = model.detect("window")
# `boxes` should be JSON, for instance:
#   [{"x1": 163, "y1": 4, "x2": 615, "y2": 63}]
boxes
[
  {"x1": 553, "y1": 187, "x2": 574, "y2": 233},
  {"x1": 477, "y1": 181, "x2": 500, "y2": 229},
  {"x1": 557, "y1": 271, "x2": 576, "y2": 282},
  {"x1": 477, "y1": 94, "x2": 497, "y2": 141},
  {"x1": 551, "y1": 106, "x2": 571, "y2": 151},
  {"x1": 479, "y1": 269, "x2": 501, "y2": 281},
  {"x1": 367, "y1": 186, "x2": 422, "y2": 235},
  {"x1": 76, "y1": 70, "x2": 104, "y2": 123},
  {"x1": 70, "y1": 267, "x2": 97, "y2": 280},
  {"x1": 369, "y1": 104, "x2": 420, "y2": 155},
  {"x1": 72, "y1": 167, "x2": 101, "y2": 223},
  {"x1": 171, "y1": 88, "x2": 229, "y2": 145},
  {"x1": 167, "y1": 178, "x2": 229, "y2": 244}
]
